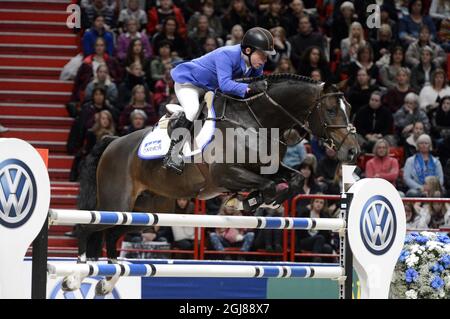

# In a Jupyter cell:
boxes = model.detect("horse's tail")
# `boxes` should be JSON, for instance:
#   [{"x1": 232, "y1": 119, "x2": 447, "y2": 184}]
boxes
[{"x1": 77, "y1": 136, "x2": 118, "y2": 210}]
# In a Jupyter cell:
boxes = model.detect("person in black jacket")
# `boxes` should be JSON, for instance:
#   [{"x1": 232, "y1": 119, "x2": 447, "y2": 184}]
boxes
[{"x1": 353, "y1": 91, "x2": 395, "y2": 152}]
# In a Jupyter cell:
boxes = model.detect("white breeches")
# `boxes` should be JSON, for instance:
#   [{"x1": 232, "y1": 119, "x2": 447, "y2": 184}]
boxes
[{"x1": 174, "y1": 82, "x2": 206, "y2": 122}]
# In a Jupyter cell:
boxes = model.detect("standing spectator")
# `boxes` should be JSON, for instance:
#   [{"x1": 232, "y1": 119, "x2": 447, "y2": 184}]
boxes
[
  {"x1": 354, "y1": 91, "x2": 395, "y2": 152},
  {"x1": 147, "y1": 0, "x2": 187, "y2": 38},
  {"x1": 419, "y1": 69, "x2": 450, "y2": 112},
  {"x1": 296, "y1": 197, "x2": 334, "y2": 262},
  {"x1": 398, "y1": 0, "x2": 437, "y2": 46},
  {"x1": 171, "y1": 199, "x2": 198, "y2": 250},
  {"x1": 345, "y1": 68, "x2": 379, "y2": 117},
  {"x1": 116, "y1": 18, "x2": 152, "y2": 62},
  {"x1": 394, "y1": 92, "x2": 430, "y2": 138},
  {"x1": 84, "y1": 64, "x2": 118, "y2": 107},
  {"x1": 410, "y1": 46, "x2": 437, "y2": 93},
  {"x1": 85, "y1": 0, "x2": 116, "y2": 29},
  {"x1": 382, "y1": 67, "x2": 415, "y2": 113},
  {"x1": 188, "y1": 0, "x2": 224, "y2": 39},
  {"x1": 289, "y1": 16, "x2": 327, "y2": 72},
  {"x1": 119, "y1": 84, "x2": 158, "y2": 133},
  {"x1": 346, "y1": 45, "x2": 379, "y2": 87},
  {"x1": 221, "y1": 0, "x2": 256, "y2": 34},
  {"x1": 82, "y1": 14, "x2": 114, "y2": 56},
  {"x1": 117, "y1": 0, "x2": 147, "y2": 32},
  {"x1": 404, "y1": 121, "x2": 426, "y2": 159},
  {"x1": 151, "y1": 16, "x2": 187, "y2": 58},
  {"x1": 365, "y1": 139, "x2": 400, "y2": 185},
  {"x1": 340, "y1": 21, "x2": 366, "y2": 65},
  {"x1": 403, "y1": 134, "x2": 444, "y2": 197},
  {"x1": 379, "y1": 46, "x2": 408, "y2": 90},
  {"x1": 405, "y1": 25, "x2": 446, "y2": 68},
  {"x1": 265, "y1": 26, "x2": 291, "y2": 72},
  {"x1": 297, "y1": 46, "x2": 332, "y2": 82},
  {"x1": 225, "y1": 24, "x2": 244, "y2": 46}
]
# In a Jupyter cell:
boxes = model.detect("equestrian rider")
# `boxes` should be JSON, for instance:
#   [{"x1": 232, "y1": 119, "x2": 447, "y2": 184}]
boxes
[{"x1": 163, "y1": 27, "x2": 276, "y2": 174}]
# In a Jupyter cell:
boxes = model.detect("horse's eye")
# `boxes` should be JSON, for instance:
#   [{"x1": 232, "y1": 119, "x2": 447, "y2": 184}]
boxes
[{"x1": 327, "y1": 109, "x2": 337, "y2": 117}]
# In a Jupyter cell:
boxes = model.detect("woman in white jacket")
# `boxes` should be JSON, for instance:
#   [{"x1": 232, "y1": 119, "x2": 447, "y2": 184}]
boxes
[{"x1": 419, "y1": 68, "x2": 450, "y2": 111}]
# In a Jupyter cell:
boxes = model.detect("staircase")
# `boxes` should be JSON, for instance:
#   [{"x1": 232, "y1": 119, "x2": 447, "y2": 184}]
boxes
[{"x1": 0, "y1": 0, "x2": 80, "y2": 256}]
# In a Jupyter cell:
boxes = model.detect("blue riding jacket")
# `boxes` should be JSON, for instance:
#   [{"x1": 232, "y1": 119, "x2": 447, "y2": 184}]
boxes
[{"x1": 170, "y1": 44, "x2": 264, "y2": 98}]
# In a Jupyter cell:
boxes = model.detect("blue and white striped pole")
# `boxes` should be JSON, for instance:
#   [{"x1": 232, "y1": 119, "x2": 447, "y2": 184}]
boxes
[
  {"x1": 49, "y1": 209, "x2": 345, "y2": 231},
  {"x1": 47, "y1": 263, "x2": 344, "y2": 279}
]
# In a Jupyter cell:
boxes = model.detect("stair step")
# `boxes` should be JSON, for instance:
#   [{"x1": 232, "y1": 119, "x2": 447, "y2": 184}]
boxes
[
  {"x1": 0, "y1": 78, "x2": 73, "y2": 92},
  {"x1": 0, "y1": 102, "x2": 69, "y2": 117},
  {"x1": 0, "y1": 115, "x2": 73, "y2": 129},
  {"x1": 49, "y1": 154, "x2": 74, "y2": 170},
  {"x1": 0, "y1": 9, "x2": 71, "y2": 23},
  {"x1": 51, "y1": 185, "x2": 79, "y2": 196},
  {"x1": 51, "y1": 194, "x2": 77, "y2": 208},
  {"x1": 0, "y1": 21, "x2": 72, "y2": 34},
  {"x1": 0, "y1": 65, "x2": 63, "y2": 79},
  {"x1": 0, "y1": 31, "x2": 77, "y2": 46},
  {"x1": 31, "y1": 140, "x2": 67, "y2": 153},
  {"x1": 0, "y1": 43, "x2": 78, "y2": 56},
  {"x1": 49, "y1": 168, "x2": 70, "y2": 180},
  {"x1": 48, "y1": 235, "x2": 78, "y2": 247},
  {"x1": 0, "y1": 90, "x2": 70, "y2": 103},
  {"x1": 0, "y1": 0, "x2": 71, "y2": 11},
  {"x1": 49, "y1": 225, "x2": 74, "y2": 236},
  {"x1": 0, "y1": 55, "x2": 71, "y2": 68},
  {"x1": 2, "y1": 127, "x2": 69, "y2": 142}
]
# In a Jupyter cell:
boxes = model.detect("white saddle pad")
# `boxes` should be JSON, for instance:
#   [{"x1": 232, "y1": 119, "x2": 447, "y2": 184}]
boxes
[{"x1": 137, "y1": 96, "x2": 216, "y2": 160}]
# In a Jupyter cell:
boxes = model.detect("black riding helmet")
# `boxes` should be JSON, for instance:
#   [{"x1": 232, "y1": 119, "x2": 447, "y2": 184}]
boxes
[{"x1": 241, "y1": 27, "x2": 276, "y2": 58}]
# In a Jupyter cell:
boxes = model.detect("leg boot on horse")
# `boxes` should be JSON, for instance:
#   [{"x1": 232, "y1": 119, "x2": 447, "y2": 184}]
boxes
[{"x1": 163, "y1": 113, "x2": 193, "y2": 175}]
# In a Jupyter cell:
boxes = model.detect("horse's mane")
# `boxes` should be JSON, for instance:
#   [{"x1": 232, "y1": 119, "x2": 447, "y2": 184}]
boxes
[{"x1": 238, "y1": 73, "x2": 321, "y2": 85}]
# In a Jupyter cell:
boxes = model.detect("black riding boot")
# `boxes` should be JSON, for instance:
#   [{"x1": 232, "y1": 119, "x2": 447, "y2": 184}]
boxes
[{"x1": 163, "y1": 116, "x2": 193, "y2": 174}]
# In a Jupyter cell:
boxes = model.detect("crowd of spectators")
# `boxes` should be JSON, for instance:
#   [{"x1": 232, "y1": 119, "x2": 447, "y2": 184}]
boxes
[{"x1": 64, "y1": 0, "x2": 450, "y2": 260}]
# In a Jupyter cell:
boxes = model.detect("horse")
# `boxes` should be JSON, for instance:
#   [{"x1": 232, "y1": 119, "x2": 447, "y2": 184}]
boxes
[{"x1": 67, "y1": 73, "x2": 360, "y2": 294}]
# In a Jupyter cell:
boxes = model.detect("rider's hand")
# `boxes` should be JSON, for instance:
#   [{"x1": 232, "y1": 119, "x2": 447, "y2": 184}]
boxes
[{"x1": 246, "y1": 80, "x2": 267, "y2": 96}]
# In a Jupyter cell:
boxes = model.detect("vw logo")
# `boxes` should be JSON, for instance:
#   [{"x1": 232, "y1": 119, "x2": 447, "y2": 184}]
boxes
[
  {"x1": 49, "y1": 277, "x2": 121, "y2": 299},
  {"x1": 360, "y1": 195, "x2": 397, "y2": 255},
  {"x1": 0, "y1": 159, "x2": 37, "y2": 228}
]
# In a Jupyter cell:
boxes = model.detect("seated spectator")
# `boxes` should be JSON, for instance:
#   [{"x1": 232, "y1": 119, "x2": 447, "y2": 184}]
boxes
[
  {"x1": 431, "y1": 96, "x2": 450, "y2": 146},
  {"x1": 187, "y1": 15, "x2": 222, "y2": 59},
  {"x1": 329, "y1": 1, "x2": 357, "y2": 53},
  {"x1": 84, "y1": 0, "x2": 116, "y2": 29},
  {"x1": 201, "y1": 36, "x2": 219, "y2": 56},
  {"x1": 150, "y1": 40, "x2": 181, "y2": 88},
  {"x1": 0, "y1": 124, "x2": 8, "y2": 133},
  {"x1": 340, "y1": 21, "x2": 366, "y2": 65},
  {"x1": 221, "y1": 0, "x2": 256, "y2": 34},
  {"x1": 345, "y1": 68, "x2": 379, "y2": 117},
  {"x1": 296, "y1": 197, "x2": 334, "y2": 262},
  {"x1": 429, "y1": 0, "x2": 450, "y2": 22},
  {"x1": 117, "y1": 0, "x2": 147, "y2": 32},
  {"x1": 405, "y1": 25, "x2": 446, "y2": 68},
  {"x1": 265, "y1": 26, "x2": 291, "y2": 72},
  {"x1": 273, "y1": 57, "x2": 296, "y2": 74},
  {"x1": 379, "y1": 46, "x2": 409, "y2": 90},
  {"x1": 153, "y1": 64, "x2": 176, "y2": 117},
  {"x1": 118, "y1": 62, "x2": 150, "y2": 109},
  {"x1": 420, "y1": 191, "x2": 450, "y2": 228},
  {"x1": 437, "y1": 18, "x2": 450, "y2": 52},
  {"x1": 354, "y1": 91, "x2": 395, "y2": 152},
  {"x1": 371, "y1": 23, "x2": 396, "y2": 65},
  {"x1": 282, "y1": 0, "x2": 314, "y2": 38},
  {"x1": 404, "y1": 202, "x2": 428, "y2": 230},
  {"x1": 282, "y1": 129, "x2": 307, "y2": 169},
  {"x1": 147, "y1": 0, "x2": 187, "y2": 39},
  {"x1": 208, "y1": 202, "x2": 255, "y2": 260},
  {"x1": 382, "y1": 67, "x2": 415, "y2": 113},
  {"x1": 151, "y1": 16, "x2": 187, "y2": 58},
  {"x1": 122, "y1": 38, "x2": 152, "y2": 87},
  {"x1": 423, "y1": 176, "x2": 445, "y2": 198},
  {"x1": 254, "y1": 206, "x2": 284, "y2": 252},
  {"x1": 394, "y1": 92, "x2": 430, "y2": 138},
  {"x1": 82, "y1": 14, "x2": 114, "y2": 56},
  {"x1": 298, "y1": 46, "x2": 332, "y2": 82},
  {"x1": 410, "y1": 46, "x2": 437, "y2": 92},
  {"x1": 84, "y1": 64, "x2": 118, "y2": 107},
  {"x1": 404, "y1": 121, "x2": 426, "y2": 159},
  {"x1": 289, "y1": 16, "x2": 326, "y2": 72},
  {"x1": 294, "y1": 160, "x2": 323, "y2": 212},
  {"x1": 365, "y1": 139, "x2": 400, "y2": 185},
  {"x1": 116, "y1": 18, "x2": 152, "y2": 62},
  {"x1": 122, "y1": 109, "x2": 148, "y2": 135},
  {"x1": 259, "y1": 0, "x2": 284, "y2": 31},
  {"x1": 70, "y1": 110, "x2": 116, "y2": 181},
  {"x1": 188, "y1": 0, "x2": 224, "y2": 39},
  {"x1": 225, "y1": 24, "x2": 244, "y2": 46},
  {"x1": 171, "y1": 199, "x2": 197, "y2": 250},
  {"x1": 71, "y1": 37, "x2": 121, "y2": 105},
  {"x1": 316, "y1": 148, "x2": 339, "y2": 193},
  {"x1": 119, "y1": 84, "x2": 158, "y2": 133},
  {"x1": 419, "y1": 69, "x2": 450, "y2": 113},
  {"x1": 346, "y1": 45, "x2": 379, "y2": 87},
  {"x1": 398, "y1": 0, "x2": 437, "y2": 46},
  {"x1": 326, "y1": 164, "x2": 343, "y2": 195},
  {"x1": 403, "y1": 134, "x2": 444, "y2": 197}
]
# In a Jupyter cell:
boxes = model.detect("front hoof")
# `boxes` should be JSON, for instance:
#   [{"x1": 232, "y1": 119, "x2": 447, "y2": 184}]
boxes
[{"x1": 61, "y1": 275, "x2": 81, "y2": 291}]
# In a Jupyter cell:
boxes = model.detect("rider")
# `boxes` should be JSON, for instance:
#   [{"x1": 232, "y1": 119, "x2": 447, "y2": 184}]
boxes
[{"x1": 163, "y1": 27, "x2": 276, "y2": 174}]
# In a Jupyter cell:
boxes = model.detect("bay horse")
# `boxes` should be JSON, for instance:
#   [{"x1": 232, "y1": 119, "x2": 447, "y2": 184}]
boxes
[{"x1": 67, "y1": 74, "x2": 360, "y2": 294}]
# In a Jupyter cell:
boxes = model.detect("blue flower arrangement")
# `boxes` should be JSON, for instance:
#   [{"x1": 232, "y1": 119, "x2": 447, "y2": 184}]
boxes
[{"x1": 390, "y1": 232, "x2": 450, "y2": 299}]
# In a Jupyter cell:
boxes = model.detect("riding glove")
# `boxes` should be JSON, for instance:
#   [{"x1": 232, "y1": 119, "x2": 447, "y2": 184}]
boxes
[{"x1": 246, "y1": 80, "x2": 267, "y2": 96}]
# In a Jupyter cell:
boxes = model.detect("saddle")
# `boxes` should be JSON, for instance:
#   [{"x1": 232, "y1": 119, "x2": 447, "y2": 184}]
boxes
[{"x1": 137, "y1": 92, "x2": 216, "y2": 160}]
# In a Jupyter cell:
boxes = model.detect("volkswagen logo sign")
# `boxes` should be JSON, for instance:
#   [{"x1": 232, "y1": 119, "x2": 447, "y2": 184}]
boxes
[
  {"x1": 0, "y1": 159, "x2": 37, "y2": 228},
  {"x1": 49, "y1": 277, "x2": 121, "y2": 299},
  {"x1": 360, "y1": 195, "x2": 397, "y2": 255}
]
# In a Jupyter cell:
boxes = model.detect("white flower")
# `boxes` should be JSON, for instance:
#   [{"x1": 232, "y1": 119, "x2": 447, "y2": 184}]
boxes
[
  {"x1": 406, "y1": 254, "x2": 419, "y2": 267},
  {"x1": 405, "y1": 290, "x2": 418, "y2": 299}
]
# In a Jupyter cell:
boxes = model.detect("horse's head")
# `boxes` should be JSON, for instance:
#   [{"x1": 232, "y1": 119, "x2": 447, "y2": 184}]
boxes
[{"x1": 308, "y1": 82, "x2": 360, "y2": 163}]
